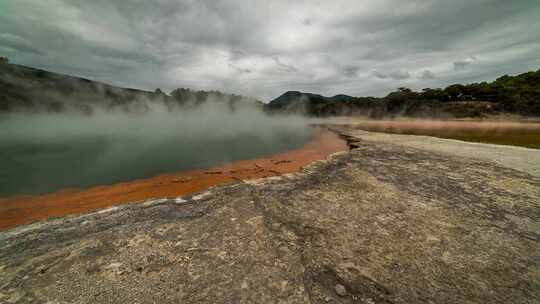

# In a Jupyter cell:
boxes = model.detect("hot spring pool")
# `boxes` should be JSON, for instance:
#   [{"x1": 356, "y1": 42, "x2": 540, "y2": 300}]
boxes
[{"x1": 0, "y1": 111, "x2": 313, "y2": 197}]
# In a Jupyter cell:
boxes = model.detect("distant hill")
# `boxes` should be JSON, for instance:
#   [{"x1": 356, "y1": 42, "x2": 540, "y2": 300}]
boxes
[
  {"x1": 3, "y1": 59, "x2": 538, "y2": 118},
  {"x1": 265, "y1": 91, "x2": 354, "y2": 115},
  {"x1": 0, "y1": 61, "x2": 261, "y2": 113},
  {"x1": 265, "y1": 69, "x2": 540, "y2": 118}
]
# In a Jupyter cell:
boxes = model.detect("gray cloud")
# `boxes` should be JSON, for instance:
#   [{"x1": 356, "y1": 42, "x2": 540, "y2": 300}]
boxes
[
  {"x1": 342, "y1": 66, "x2": 360, "y2": 78},
  {"x1": 273, "y1": 56, "x2": 298, "y2": 73},
  {"x1": 454, "y1": 57, "x2": 477, "y2": 70},
  {"x1": 454, "y1": 61, "x2": 470, "y2": 70},
  {"x1": 389, "y1": 70, "x2": 411, "y2": 80},
  {"x1": 373, "y1": 70, "x2": 388, "y2": 79},
  {"x1": 374, "y1": 70, "x2": 411, "y2": 80},
  {"x1": 1, "y1": 0, "x2": 539, "y2": 100},
  {"x1": 418, "y1": 70, "x2": 436, "y2": 79},
  {"x1": 228, "y1": 64, "x2": 252, "y2": 74},
  {"x1": 0, "y1": 33, "x2": 44, "y2": 55}
]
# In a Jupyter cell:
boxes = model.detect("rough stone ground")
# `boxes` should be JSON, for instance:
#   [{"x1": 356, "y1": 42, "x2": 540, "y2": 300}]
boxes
[{"x1": 1, "y1": 127, "x2": 539, "y2": 304}]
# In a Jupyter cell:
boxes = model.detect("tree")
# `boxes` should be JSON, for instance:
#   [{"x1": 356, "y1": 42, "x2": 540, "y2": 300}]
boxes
[
  {"x1": 397, "y1": 87, "x2": 412, "y2": 93},
  {"x1": 421, "y1": 88, "x2": 447, "y2": 101},
  {"x1": 0, "y1": 56, "x2": 8, "y2": 64},
  {"x1": 385, "y1": 87, "x2": 420, "y2": 112},
  {"x1": 444, "y1": 84, "x2": 466, "y2": 100}
]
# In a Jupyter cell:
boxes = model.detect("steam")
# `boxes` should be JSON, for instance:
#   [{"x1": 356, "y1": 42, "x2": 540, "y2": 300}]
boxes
[{"x1": 0, "y1": 97, "x2": 311, "y2": 196}]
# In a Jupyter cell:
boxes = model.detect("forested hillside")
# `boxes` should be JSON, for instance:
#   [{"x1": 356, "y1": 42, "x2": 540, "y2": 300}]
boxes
[
  {"x1": 0, "y1": 60, "x2": 261, "y2": 113},
  {"x1": 266, "y1": 69, "x2": 540, "y2": 117}
]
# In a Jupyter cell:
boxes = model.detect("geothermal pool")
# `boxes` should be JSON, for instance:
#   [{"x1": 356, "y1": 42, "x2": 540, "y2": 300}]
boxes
[{"x1": 0, "y1": 111, "x2": 313, "y2": 197}]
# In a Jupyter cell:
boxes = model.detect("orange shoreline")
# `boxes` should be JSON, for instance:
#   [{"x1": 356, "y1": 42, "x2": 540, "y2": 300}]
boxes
[{"x1": 0, "y1": 127, "x2": 348, "y2": 230}]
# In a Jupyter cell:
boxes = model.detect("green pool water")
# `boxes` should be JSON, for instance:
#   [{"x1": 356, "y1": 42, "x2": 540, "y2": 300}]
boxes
[{"x1": 0, "y1": 112, "x2": 312, "y2": 197}]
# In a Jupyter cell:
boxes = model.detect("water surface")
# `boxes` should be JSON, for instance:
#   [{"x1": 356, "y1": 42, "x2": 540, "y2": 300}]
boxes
[{"x1": 0, "y1": 110, "x2": 312, "y2": 197}]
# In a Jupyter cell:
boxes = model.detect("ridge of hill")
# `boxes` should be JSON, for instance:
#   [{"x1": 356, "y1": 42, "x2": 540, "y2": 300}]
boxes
[{"x1": 0, "y1": 61, "x2": 261, "y2": 113}]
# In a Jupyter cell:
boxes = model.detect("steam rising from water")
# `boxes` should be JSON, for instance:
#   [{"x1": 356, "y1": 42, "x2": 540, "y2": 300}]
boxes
[{"x1": 0, "y1": 100, "x2": 311, "y2": 196}]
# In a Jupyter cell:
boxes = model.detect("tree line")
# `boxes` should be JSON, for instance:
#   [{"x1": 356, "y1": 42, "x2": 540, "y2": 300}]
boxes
[{"x1": 299, "y1": 69, "x2": 540, "y2": 117}]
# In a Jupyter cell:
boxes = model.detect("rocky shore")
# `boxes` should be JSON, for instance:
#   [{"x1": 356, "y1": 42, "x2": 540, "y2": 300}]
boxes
[{"x1": 1, "y1": 127, "x2": 539, "y2": 303}]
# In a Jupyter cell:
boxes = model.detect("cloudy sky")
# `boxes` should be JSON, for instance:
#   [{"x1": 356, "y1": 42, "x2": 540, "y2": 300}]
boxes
[{"x1": 1, "y1": 0, "x2": 539, "y2": 101}]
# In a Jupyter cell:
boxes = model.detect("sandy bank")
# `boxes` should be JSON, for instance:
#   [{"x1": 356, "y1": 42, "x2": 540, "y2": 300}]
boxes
[{"x1": 335, "y1": 126, "x2": 540, "y2": 177}]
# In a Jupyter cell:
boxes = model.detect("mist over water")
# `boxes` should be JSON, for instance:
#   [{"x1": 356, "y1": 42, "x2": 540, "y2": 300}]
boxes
[{"x1": 0, "y1": 102, "x2": 312, "y2": 197}]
